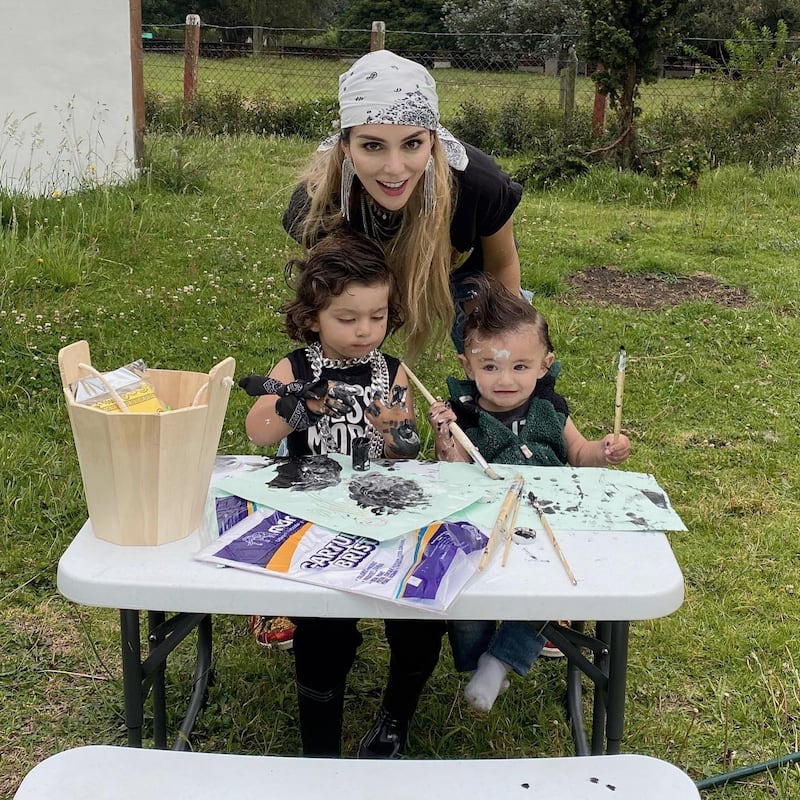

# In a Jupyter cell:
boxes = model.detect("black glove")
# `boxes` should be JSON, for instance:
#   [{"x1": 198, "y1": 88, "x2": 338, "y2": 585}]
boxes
[{"x1": 238, "y1": 375, "x2": 328, "y2": 431}]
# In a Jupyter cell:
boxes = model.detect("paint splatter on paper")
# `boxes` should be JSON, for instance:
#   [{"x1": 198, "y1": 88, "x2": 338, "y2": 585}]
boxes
[
  {"x1": 214, "y1": 454, "x2": 478, "y2": 540},
  {"x1": 348, "y1": 474, "x2": 427, "y2": 516},
  {"x1": 267, "y1": 455, "x2": 342, "y2": 491}
]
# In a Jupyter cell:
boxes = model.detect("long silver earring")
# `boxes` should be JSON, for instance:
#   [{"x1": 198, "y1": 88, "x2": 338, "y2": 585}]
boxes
[
  {"x1": 340, "y1": 155, "x2": 356, "y2": 221},
  {"x1": 422, "y1": 156, "x2": 435, "y2": 215}
]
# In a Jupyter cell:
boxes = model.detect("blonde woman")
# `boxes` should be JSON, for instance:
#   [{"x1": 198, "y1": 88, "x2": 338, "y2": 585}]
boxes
[
  {"x1": 279, "y1": 49, "x2": 524, "y2": 761},
  {"x1": 283, "y1": 49, "x2": 524, "y2": 361}
]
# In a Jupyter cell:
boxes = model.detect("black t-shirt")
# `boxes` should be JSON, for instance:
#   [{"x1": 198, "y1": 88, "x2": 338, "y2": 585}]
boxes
[
  {"x1": 282, "y1": 141, "x2": 522, "y2": 282},
  {"x1": 284, "y1": 347, "x2": 401, "y2": 458}
]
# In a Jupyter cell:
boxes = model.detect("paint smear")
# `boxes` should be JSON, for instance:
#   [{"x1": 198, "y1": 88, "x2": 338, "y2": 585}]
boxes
[
  {"x1": 267, "y1": 455, "x2": 342, "y2": 491},
  {"x1": 641, "y1": 489, "x2": 668, "y2": 509},
  {"x1": 348, "y1": 474, "x2": 428, "y2": 516}
]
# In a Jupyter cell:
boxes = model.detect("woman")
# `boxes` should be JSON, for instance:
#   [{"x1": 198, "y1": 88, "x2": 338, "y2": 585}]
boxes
[
  {"x1": 283, "y1": 48, "x2": 524, "y2": 359},
  {"x1": 280, "y1": 49, "x2": 525, "y2": 759}
]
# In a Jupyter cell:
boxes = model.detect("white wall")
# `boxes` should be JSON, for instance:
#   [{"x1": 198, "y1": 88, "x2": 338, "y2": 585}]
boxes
[{"x1": 0, "y1": 0, "x2": 137, "y2": 195}]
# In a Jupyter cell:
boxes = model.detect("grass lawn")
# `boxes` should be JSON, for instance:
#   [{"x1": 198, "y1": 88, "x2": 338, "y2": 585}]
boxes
[
  {"x1": 144, "y1": 52, "x2": 722, "y2": 119},
  {"x1": 2, "y1": 133, "x2": 799, "y2": 798}
]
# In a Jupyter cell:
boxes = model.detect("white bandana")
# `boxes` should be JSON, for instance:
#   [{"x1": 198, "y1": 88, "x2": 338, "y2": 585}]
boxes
[
  {"x1": 339, "y1": 50, "x2": 439, "y2": 130},
  {"x1": 319, "y1": 49, "x2": 469, "y2": 171}
]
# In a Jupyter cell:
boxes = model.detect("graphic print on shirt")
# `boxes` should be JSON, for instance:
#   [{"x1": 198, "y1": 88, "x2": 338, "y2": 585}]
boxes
[{"x1": 306, "y1": 382, "x2": 380, "y2": 455}]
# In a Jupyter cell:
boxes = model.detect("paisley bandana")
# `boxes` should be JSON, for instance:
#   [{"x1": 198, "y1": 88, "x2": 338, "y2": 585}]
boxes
[
  {"x1": 339, "y1": 50, "x2": 439, "y2": 130},
  {"x1": 318, "y1": 49, "x2": 469, "y2": 172}
]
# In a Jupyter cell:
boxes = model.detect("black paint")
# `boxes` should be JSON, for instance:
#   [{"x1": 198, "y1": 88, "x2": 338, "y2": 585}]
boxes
[
  {"x1": 267, "y1": 455, "x2": 342, "y2": 491},
  {"x1": 385, "y1": 421, "x2": 420, "y2": 457},
  {"x1": 348, "y1": 474, "x2": 427, "y2": 515},
  {"x1": 352, "y1": 437, "x2": 371, "y2": 471},
  {"x1": 641, "y1": 489, "x2": 668, "y2": 508}
]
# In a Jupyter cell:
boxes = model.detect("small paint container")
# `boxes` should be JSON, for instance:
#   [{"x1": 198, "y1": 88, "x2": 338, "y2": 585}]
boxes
[{"x1": 352, "y1": 437, "x2": 371, "y2": 471}]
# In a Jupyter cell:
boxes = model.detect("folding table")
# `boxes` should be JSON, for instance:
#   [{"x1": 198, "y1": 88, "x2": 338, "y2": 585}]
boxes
[{"x1": 57, "y1": 490, "x2": 685, "y2": 756}]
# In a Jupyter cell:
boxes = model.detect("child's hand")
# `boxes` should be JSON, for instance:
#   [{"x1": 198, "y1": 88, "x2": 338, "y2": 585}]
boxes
[
  {"x1": 601, "y1": 433, "x2": 631, "y2": 465},
  {"x1": 366, "y1": 386, "x2": 420, "y2": 458},
  {"x1": 428, "y1": 400, "x2": 468, "y2": 462},
  {"x1": 428, "y1": 400, "x2": 455, "y2": 439},
  {"x1": 365, "y1": 386, "x2": 410, "y2": 433},
  {"x1": 306, "y1": 381, "x2": 358, "y2": 418}
]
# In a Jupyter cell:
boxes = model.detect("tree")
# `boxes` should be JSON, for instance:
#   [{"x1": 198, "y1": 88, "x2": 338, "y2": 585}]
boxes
[
  {"x1": 336, "y1": 0, "x2": 447, "y2": 52},
  {"x1": 582, "y1": 0, "x2": 688, "y2": 168},
  {"x1": 442, "y1": 0, "x2": 583, "y2": 62}
]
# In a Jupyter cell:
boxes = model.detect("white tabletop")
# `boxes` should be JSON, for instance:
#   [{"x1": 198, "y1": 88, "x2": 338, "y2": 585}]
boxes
[
  {"x1": 13, "y1": 746, "x2": 701, "y2": 800},
  {"x1": 58, "y1": 518, "x2": 684, "y2": 621}
]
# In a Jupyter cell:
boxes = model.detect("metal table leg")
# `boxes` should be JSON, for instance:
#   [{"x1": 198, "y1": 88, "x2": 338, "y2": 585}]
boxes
[
  {"x1": 117, "y1": 609, "x2": 213, "y2": 749},
  {"x1": 545, "y1": 620, "x2": 627, "y2": 756},
  {"x1": 605, "y1": 621, "x2": 630, "y2": 755},
  {"x1": 120, "y1": 609, "x2": 144, "y2": 747}
]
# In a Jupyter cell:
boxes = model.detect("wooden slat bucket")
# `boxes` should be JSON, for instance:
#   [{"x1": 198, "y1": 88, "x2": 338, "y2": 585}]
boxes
[{"x1": 58, "y1": 340, "x2": 236, "y2": 546}]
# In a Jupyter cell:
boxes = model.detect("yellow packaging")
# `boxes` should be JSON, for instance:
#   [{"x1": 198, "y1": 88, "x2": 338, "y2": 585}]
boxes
[{"x1": 90, "y1": 384, "x2": 166, "y2": 414}]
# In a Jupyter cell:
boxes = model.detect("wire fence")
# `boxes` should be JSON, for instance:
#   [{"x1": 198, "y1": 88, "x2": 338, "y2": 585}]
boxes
[{"x1": 142, "y1": 22, "x2": 739, "y2": 122}]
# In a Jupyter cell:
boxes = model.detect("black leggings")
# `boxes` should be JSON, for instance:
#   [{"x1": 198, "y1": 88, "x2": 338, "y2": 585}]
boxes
[
  {"x1": 292, "y1": 617, "x2": 446, "y2": 755},
  {"x1": 294, "y1": 617, "x2": 446, "y2": 717}
]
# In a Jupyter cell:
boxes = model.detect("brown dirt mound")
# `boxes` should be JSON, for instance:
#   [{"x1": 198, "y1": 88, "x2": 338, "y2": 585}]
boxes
[{"x1": 567, "y1": 267, "x2": 749, "y2": 309}]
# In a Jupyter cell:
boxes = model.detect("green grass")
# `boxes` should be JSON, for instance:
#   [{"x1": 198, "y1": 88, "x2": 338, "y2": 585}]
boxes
[
  {"x1": 144, "y1": 52, "x2": 722, "y2": 121},
  {"x1": 2, "y1": 134, "x2": 800, "y2": 798}
]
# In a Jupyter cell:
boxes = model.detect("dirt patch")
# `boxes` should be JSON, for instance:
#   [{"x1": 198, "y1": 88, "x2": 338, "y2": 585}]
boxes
[{"x1": 567, "y1": 267, "x2": 749, "y2": 309}]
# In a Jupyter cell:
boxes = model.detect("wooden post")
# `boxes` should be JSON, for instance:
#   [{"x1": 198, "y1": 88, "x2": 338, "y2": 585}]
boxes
[
  {"x1": 592, "y1": 62, "x2": 607, "y2": 139},
  {"x1": 128, "y1": 0, "x2": 145, "y2": 164},
  {"x1": 183, "y1": 14, "x2": 201, "y2": 130},
  {"x1": 370, "y1": 21, "x2": 385, "y2": 52},
  {"x1": 253, "y1": 24, "x2": 263, "y2": 57},
  {"x1": 560, "y1": 46, "x2": 577, "y2": 125}
]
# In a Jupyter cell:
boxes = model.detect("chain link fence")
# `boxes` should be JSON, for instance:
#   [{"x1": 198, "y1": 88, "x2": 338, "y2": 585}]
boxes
[{"x1": 142, "y1": 22, "x2": 735, "y2": 123}]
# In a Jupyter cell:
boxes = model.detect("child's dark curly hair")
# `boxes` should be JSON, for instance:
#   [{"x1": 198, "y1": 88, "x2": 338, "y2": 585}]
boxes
[
  {"x1": 283, "y1": 231, "x2": 404, "y2": 344},
  {"x1": 462, "y1": 273, "x2": 553, "y2": 354}
]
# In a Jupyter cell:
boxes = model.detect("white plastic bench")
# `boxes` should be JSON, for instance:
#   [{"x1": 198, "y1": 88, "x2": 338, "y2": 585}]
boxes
[{"x1": 14, "y1": 745, "x2": 700, "y2": 799}]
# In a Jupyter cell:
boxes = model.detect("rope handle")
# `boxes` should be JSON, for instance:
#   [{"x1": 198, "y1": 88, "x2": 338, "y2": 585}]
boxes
[
  {"x1": 76, "y1": 362, "x2": 130, "y2": 413},
  {"x1": 191, "y1": 375, "x2": 234, "y2": 407}
]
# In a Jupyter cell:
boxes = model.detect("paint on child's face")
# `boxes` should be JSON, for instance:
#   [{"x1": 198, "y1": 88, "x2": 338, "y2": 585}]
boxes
[
  {"x1": 463, "y1": 326, "x2": 551, "y2": 414},
  {"x1": 312, "y1": 281, "x2": 390, "y2": 361}
]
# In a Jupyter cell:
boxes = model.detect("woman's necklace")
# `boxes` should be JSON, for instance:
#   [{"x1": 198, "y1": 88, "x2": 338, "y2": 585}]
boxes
[
  {"x1": 360, "y1": 194, "x2": 401, "y2": 241},
  {"x1": 306, "y1": 341, "x2": 389, "y2": 458}
]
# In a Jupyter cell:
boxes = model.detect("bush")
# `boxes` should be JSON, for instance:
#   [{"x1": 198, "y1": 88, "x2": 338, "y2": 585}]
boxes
[
  {"x1": 449, "y1": 100, "x2": 500, "y2": 153},
  {"x1": 144, "y1": 90, "x2": 338, "y2": 140}
]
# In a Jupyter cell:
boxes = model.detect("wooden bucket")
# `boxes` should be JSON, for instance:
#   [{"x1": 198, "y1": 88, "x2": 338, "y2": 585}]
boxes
[{"x1": 58, "y1": 340, "x2": 236, "y2": 546}]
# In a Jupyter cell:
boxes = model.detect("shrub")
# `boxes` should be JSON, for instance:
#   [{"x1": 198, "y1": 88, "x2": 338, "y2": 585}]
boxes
[{"x1": 449, "y1": 100, "x2": 500, "y2": 153}]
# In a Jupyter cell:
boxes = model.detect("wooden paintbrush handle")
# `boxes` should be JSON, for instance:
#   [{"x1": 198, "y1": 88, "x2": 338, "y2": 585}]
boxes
[{"x1": 402, "y1": 362, "x2": 492, "y2": 471}]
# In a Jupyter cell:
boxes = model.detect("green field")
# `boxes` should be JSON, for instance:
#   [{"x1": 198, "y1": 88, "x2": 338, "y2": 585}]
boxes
[
  {"x1": 144, "y1": 52, "x2": 722, "y2": 121},
  {"x1": 2, "y1": 133, "x2": 800, "y2": 798}
]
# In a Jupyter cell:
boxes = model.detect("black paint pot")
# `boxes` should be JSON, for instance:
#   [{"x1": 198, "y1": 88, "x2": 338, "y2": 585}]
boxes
[{"x1": 352, "y1": 437, "x2": 371, "y2": 471}]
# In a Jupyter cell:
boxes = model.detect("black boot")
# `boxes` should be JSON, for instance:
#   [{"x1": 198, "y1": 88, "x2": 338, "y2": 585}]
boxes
[
  {"x1": 296, "y1": 681, "x2": 346, "y2": 757},
  {"x1": 357, "y1": 709, "x2": 408, "y2": 759}
]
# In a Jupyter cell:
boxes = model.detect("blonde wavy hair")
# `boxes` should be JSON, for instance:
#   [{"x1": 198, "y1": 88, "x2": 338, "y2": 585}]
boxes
[{"x1": 295, "y1": 134, "x2": 455, "y2": 363}]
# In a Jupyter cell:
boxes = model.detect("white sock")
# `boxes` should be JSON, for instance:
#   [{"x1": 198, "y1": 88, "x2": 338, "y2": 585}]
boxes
[{"x1": 464, "y1": 652, "x2": 512, "y2": 712}]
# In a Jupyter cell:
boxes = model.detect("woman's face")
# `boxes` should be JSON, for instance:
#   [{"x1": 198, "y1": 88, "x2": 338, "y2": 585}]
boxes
[{"x1": 342, "y1": 125, "x2": 434, "y2": 213}]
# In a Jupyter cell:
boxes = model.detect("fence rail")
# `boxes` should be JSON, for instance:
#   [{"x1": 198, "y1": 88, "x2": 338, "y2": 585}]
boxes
[{"x1": 142, "y1": 21, "x2": 745, "y2": 119}]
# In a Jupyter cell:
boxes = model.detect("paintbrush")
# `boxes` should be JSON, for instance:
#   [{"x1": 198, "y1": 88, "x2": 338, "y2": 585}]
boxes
[
  {"x1": 501, "y1": 485, "x2": 523, "y2": 567},
  {"x1": 401, "y1": 362, "x2": 503, "y2": 481},
  {"x1": 528, "y1": 492, "x2": 577, "y2": 585},
  {"x1": 479, "y1": 474, "x2": 525, "y2": 571},
  {"x1": 613, "y1": 345, "x2": 626, "y2": 444}
]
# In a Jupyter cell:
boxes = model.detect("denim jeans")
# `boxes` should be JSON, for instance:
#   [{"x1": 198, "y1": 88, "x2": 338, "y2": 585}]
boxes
[{"x1": 448, "y1": 619, "x2": 547, "y2": 676}]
